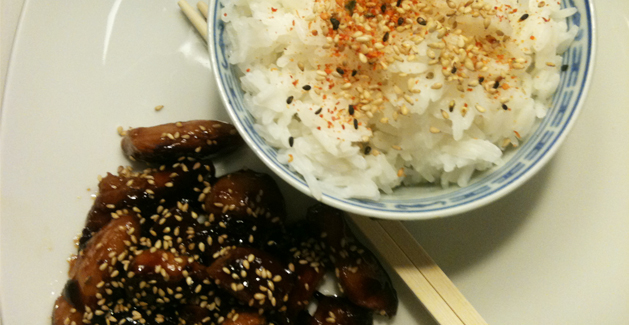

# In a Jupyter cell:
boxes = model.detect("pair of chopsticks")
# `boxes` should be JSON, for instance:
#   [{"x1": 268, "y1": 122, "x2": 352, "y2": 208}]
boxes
[
  {"x1": 349, "y1": 215, "x2": 489, "y2": 325},
  {"x1": 178, "y1": 0, "x2": 209, "y2": 42},
  {"x1": 178, "y1": 2, "x2": 487, "y2": 324}
]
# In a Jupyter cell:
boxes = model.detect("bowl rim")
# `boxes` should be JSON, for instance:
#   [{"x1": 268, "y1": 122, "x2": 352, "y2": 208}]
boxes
[{"x1": 208, "y1": 0, "x2": 597, "y2": 220}]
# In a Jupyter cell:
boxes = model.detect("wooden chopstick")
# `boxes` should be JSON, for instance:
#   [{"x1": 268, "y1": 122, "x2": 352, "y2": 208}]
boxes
[
  {"x1": 349, "y1": 214, "x2": 488, "y2": 325},
  {"x1": 197, "y1": 1, "x2": 209, "y2": 19},
  {"x1": 178, "y1": 0, "x2": 208, "y2": 42},
  {"x1": 378, "y1": 220, "x2": 489, "y2": 325}
]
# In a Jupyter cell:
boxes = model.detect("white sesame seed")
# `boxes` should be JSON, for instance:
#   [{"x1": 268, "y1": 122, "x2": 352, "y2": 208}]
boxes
[{"x1": 358, "y1": 53, "x2": 368, "y2": 63}]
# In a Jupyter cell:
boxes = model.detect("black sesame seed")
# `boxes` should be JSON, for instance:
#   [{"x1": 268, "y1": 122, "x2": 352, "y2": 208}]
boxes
[
  {"x1": 493, "y1": 81, "x2": 500, "y2": 89},
  {"x1": 397, "y1": 17, "x2": 404, "y2": 26},
  {"x1": 336, "y1": 67, "x2": 345, "y2": 75},
  {"x1": 449, "y1": 103, "x2": 455, "y2": 112},
  {"x1": 353, "y1": 119, "x2": 358, "y2": 129},
  {"x1": 561, "y1": 64, "x2": 569, "y2": 71},
  {"x1": 519, "y1": 13, "x2": 529, "y2": 21},
  {"x1": 479, "y1": 77, "x2": 485, "y2": 83},
  {"x1": 396, "y1": 0, "x2": 402, "y2": 6},
  {"x1": 417, "y1": 17, "x2": 427, "y2": 26},
  {"x1": 352, "y1": 69, "x2": 358, "y2": 77},
  {"x1": 451, "y1": 67, "x2": 457, "y2": 74},
  {"x1": 348, "y1": 105, "x2": 355, "y2": 115},
  {"x1": 380, "y1": 4, "x2": 386, "y2": 13},
  {"x1": 383, "y1": 32, "x2": 390, "y2": 42},
  {"x1": 315, "y1": 108, "x2": 322, "y2": 114},
  {"x1": 364, "y1": 146, "x2": 372, "y2": 155},
  {"x1": 330, "y1": 17, "x2": 340, "y2": 30},
  {"x1": 289, "y1": 137, "x2": 294, "y2": 147},
  {"x1": 502, "y1": 104, "x2": 508, "y2": 110},
  {"x1": 345, "y1": 0, "x2": 356, "y2": 14},
  {"x1": 286, "y1": 96, "x2": 294, "y2": 104},
  {"x1": 302, "y1": 85, "x2": 311, "y2": 91}
]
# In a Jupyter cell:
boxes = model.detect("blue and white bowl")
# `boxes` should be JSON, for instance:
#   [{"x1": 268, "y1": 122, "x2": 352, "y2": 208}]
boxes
[{"x1": 209, "y1": 0, "x2": 595, "y2": 220}]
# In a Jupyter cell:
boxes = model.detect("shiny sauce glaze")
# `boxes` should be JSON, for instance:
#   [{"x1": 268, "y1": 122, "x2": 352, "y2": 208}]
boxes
[{"x1": 52, "y1": 120, "x2": 397, "y2": 325}]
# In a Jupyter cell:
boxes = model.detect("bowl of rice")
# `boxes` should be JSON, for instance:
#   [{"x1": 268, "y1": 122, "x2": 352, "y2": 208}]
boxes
[{"x1": 209, "y1": 0, "x2": 595, "y2": 219}]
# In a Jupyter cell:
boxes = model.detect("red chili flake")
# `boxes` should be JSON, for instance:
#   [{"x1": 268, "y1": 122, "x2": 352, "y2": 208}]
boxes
[
  {"x1": 317, "y1": 127, "x2": 321, "y2": 130},
  {"x1": 514, "y1": 130, "x2": 521, "y2": 139},
  {"x1": 292, "y1": 80, "x2": 299, "y2": 86},
  {"x1": 224, "y1": 13, "x2": 227, "y2": 16},
  {"x1": 271, "y1": 7, "x2": 277, "y2": 12},
  {"x1": 246, "y1": 69, "x2": 251, "y2": 72},
  {"x1": 530, "y1": 36, "x2": 536, "y2": 40},
  {"x1": 543, "y1": 17, "x2": 550, "y2": 22},
  {"x1": 292, "y1": 20, "x2": 295, "y2": 26}
]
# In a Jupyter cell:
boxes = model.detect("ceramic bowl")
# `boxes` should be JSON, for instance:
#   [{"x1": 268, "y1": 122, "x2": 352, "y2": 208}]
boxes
[{"x1": 209, "y1": 0, "x2": 595, "y2": 220}]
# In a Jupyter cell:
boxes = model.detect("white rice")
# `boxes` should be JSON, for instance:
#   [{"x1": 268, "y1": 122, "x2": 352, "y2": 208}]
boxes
[{"x1": 221, "y1": 0, "x2": 577, "y2": 200}]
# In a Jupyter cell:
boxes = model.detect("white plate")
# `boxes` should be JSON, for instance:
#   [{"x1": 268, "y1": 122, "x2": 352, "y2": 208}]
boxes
[{"x1": 1, "y1": 1, "x2": 628, "y2": 324}]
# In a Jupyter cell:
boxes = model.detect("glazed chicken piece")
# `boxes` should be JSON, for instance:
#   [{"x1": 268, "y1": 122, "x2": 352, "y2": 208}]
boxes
[
  {"x1": 222, "y1": 309, "x2": 268, "y2": 325},
  {"x1": 177, "y1": 305, "x2": 214, "y2": 325},
  {"x1": 193, "y1": 220, "x2": 268, "y2": 266},
  {"x1": 203, "y1": 170, "x2": 286, "y2": 227},
  {"x1": 51, "y1": 295, "x2": 83, "y2": 325},
  {"x1": 125, "y1": 249, "x2": 213, "y2": 307},
  {"x1": 80, "y1": 161, "x2": 213, "y2": 248},
  {"x1": 91, "y1": 306, "x2": 182, "y2": 325},
  {"x1": 55, "y1": 121, "x2": 398, "y2": 325},
  {"x1": 178, "y1": 305, "x2": 254, "y2": 325},
  {"x1": 264, "y1": 224, "x2": 328, "y2": 324},
  {"x1": 306, "y1": 204, "x2": 398, "y2": 317},
  {"x1": 196, "y1": 170, "x2": 287, "y2": 265},
  {"x1": 121, "y1": 120, "x2": 243, "y2": 163},
  {"x1": 285, "y1": 263, "x2": 325, "y2": 317},
  {"x1": 144, "y1": 204, "x2": 206, "y2": 258},
  {"x1": 146, "y1": 202, "x2": 269, "y2": 266},
  {"x1": 57, "y1": 214, "x2": 140, "y2": 317},
  {"x1": 309, "y1": 294, "x2": 373, "y2": 325},
  {"x1": 207, "y1": 247, "x2": 294, "y2": 311}
]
